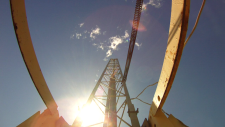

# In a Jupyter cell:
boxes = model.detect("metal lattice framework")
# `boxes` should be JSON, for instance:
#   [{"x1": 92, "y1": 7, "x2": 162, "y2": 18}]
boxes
[
  {"x1": 72, "y1": 59, "x2": 139, "y2": 127},
  {"x1": 123, "y1": 0, "x2": 143, "y2": 83}
]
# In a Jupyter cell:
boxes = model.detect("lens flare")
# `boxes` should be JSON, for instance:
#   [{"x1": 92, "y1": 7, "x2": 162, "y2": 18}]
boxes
[
  {"x1": 129, "y1": 20, "x2": 147, "y2": 32},
  {"x1": 96, "y1": 88, "x2": 104, "y2": 96},
  {"x1": 144, "y1": 6, "x2": 147, "y2": 11}
]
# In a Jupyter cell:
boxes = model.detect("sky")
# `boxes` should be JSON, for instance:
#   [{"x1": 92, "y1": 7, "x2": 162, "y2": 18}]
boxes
[{"x1": 0, "y1": 0, "x2": 225, "y2": 126}]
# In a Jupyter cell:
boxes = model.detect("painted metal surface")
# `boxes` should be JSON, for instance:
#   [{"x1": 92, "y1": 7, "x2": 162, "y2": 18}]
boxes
[
  {"x1": 147, "y1": 109, "x2": 188, "y2": 127},
  {"x1": 149, "y1": 109, "x2": 174, "y2": 127},
  {"x1": 17, "y1": 111, "x2": 40, "y2": 127},
  {"x1": 10, "y1": 0, "x2": 58, "y2": 116},
  {"x1": 150, "y1": 0, "x2": 190, "y2": 117},
  {"x1": 17, "y1": 109, "x2": 70, "y2": 127}
]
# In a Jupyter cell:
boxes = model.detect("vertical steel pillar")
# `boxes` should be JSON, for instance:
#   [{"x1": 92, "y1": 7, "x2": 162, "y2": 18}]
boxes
[
  {"x1": 107, "y1": 75, "x2": 117, "y2": 127},
  {"x1": 104, "y1": 59, "x2": 117, "y2": 127},
  {"x1": 103, "y1": 100, "x2": 109, "y2": 127}
]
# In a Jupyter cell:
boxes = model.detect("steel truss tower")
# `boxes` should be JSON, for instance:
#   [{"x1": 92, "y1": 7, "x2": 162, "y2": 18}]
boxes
[{"x1": 73, "y1": 59, "x2": 140, "y2": 127}]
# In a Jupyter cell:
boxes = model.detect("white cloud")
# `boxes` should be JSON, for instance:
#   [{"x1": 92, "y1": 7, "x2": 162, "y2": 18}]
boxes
[
  {"x1": 70, "y1": 25, "x2": 139, "y2": 61},
  {"x1": 98, "y1": 44, "x2": 104, "y2": 50},
  {"x1": 108, "y1": 30, "x2": 129, "y2": 51},
  {"x1": 108, "y1": 36, "x2": 123, "y2": 50},
  {"x1": 142, "y1": 0, "x2": 162, "y2": 10},
  {"x1": 76, "y1": 33, "x2": 82, "y2": 39},
  {"x1": 93, "y1": 43, "x2": 104, "y2": 51},
  {"x1": 90, "y1": 26, "x2": 101, "y2": 39},
  {"x1": 79, "y1": 23, "x2": 84, "y2": 27},
  {"x1": 135, "y1": 42, "x2": 142, "y2": 50},
  {"x1": 106, "y1": 49, "x2": 112, "y2": 57},
  {"x1": 103, "y1": 30, "x2": 130, "y2": 59},
  {"x1": 122, "y1": 30, "x2": 129, "y2": 39}
]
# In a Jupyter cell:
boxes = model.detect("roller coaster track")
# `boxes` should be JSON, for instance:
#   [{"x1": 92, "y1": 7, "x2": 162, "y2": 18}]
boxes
[{"x1": 123, "y1": 0, "x2": 143, "y2": 83}]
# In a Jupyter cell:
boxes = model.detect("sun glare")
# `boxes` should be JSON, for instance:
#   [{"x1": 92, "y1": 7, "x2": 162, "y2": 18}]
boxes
[
  {"x1": 79, "y1": 102, "x2": 104, "y2": 127},
  {"x1": 57, "y1": 96, "x2": 104, "y2": 126}
]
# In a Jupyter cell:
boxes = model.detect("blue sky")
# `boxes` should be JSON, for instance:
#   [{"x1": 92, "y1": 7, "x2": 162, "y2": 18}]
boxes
[{"x1": 0, "y1": 0, "x2": 225, "y2": 126}]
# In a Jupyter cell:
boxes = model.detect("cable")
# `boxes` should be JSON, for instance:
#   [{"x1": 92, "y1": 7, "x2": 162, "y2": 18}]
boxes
[
  {"x1": 131, "y1": 82, "x2": 158, "y2": 105},
  {"x1": 136, "y1": 98, "x2": 151, "y2": 106},
  {"x1": 130, "y1": 82, "x2": 170, "y2": 116},
  {"x1": 136, "y1": 82, "x2": 158, "y2": 98},
  {"x1": 131, "y1": 82, "x2": 157, "y2": 106},
  {"x1": 184, "y1": 0, "x2": 206, "y2": 47},
  {"x1": 132, "y1": 97, "x2": 170, "y2": 116}
]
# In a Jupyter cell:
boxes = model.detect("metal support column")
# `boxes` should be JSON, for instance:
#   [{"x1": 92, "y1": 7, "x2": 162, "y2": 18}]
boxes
[{"x1": 107, "y1": 75, "x2": 117, "y2": 127}]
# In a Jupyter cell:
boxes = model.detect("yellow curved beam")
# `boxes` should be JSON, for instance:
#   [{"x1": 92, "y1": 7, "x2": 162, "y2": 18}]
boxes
[
  {"x1": 150, "y1": 0, "x2": 190, "y2": 116},
  {"x1": 10, "y1": 0, "x2": 58, "y2": 116}
]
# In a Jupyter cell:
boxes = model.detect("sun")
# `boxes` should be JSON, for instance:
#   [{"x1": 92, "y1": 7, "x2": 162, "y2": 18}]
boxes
[
  {"x1": 57, "y1": 96, "x2": 104, "y2": 126},
  {"x1": 79, "y1": 102, "x2": 105, "y2": 127}
]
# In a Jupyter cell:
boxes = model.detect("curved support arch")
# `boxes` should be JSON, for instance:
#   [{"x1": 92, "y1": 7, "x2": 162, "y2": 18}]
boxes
[
  {"x1": 150, "y1": 0, "x2": 190, "y2": 117},
  {"x1": 10, "y1": 0, "x2": 58, "y2": 116}
]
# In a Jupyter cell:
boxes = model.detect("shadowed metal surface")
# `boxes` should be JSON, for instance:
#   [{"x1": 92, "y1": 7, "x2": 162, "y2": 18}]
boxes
[{"x1": 10, "y1": 0, "x2": 58, "y2": 116}]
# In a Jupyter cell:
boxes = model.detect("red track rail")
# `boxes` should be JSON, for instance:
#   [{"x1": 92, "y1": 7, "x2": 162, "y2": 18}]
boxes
[{"x1": 123, "y1": 0, "x2": 143, "y2": 82}]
